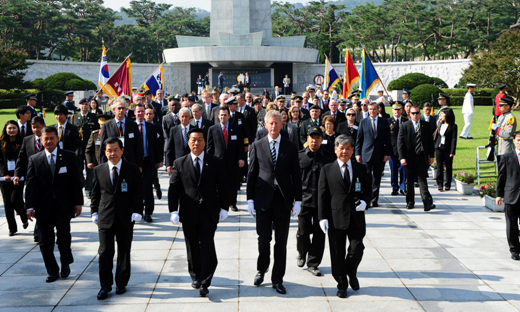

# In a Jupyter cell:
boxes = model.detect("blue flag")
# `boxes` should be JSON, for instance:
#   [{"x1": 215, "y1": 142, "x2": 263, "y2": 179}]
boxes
[
  {"x1": 360, "y1": 49, "x2": 380, "y2": 100},
  {"x1": 143, "y1": 65, "x2": 164, "y2": 96},
  {"x1": 324, "y1": 57, "x2": 340, "y2": 92}
]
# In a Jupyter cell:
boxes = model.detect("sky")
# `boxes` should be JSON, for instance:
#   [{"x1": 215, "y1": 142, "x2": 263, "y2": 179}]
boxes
[{"x1": 103, "y1": 0, "x2": 310, "y2": 12}]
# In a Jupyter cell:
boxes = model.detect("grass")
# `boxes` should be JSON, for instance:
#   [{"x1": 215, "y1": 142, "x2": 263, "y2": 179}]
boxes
[{"x1": 0, "y1": 108, "x2": 56, "y2": 128}]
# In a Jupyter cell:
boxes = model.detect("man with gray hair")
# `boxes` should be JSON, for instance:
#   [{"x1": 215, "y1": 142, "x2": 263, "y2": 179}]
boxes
[
  {"x1": 190, "y1": 103, "x2": 214, "y2": 138},
  {"x1": 99, "y1": 99, "x2": 143, "y2": 168},
  {"x1": 166, "y1": 107, "x2": 192, "y2": 175}
]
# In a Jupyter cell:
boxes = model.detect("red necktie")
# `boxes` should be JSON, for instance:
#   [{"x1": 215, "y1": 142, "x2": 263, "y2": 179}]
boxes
[
  {"x1": 223, "y1": 125, "x2": 228, "y2": 146},
  {"x1": 139, "y1": 122, "x2": 142, "y2": 134}
]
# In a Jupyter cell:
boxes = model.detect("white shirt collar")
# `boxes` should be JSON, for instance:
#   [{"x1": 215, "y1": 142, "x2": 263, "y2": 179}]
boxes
[
  {"x1": 516, "y1": 148, "x2": 520, "y2": 156},
  {"x1": 337, "y1": 158, "x2": 351, "y2": 169},
  {"x1": 108, "y1": 159, "x2": 122, "y2": 172},
  {"x1": 44, "y1": 147, "x2": 58, "y2": 158},
  {"x1": 268, "y1": 134, "x2": 281, "y2": 144},
  {"x1": 191, "y1": 151, "x2": 204, "y2": 162}
]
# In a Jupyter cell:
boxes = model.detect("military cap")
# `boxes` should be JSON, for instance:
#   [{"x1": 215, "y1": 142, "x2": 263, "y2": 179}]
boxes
[
  {"x1": 499, "y1": 98, "x2": 514, "y2": 106},
  {"x1": 167, "y1": 94, "x2": 179, "y2": 101},
  {"x1": 392, "y1": 102, "x2": 403, "y2": 110},
  {"x1": 97, "y1": 113, "x2": 112, "y2": 125},
  {"x1": 352, "y1": 95, "x2": 360, "y2": 100},
  {"x1": 225, "y1": 96, "x2": 238, "y2": 105},
  {"x1": 438, "y1": 93, "x2": 450, "y2": 100},
  {"x1": 64, "y1": 91, "x2": 74, "y2": 96},
  {"x1": 351, "y1": 90, "x2": 361, "y2": 95},
  {"x1": 467, "y1": 83, "x2": 476, "y2": 88},
  {"x1": 132, "y1": 87, "x2": 138, "y2": 91},
  {"x1": 228, "y1": 87, "x2": 240, "y2": 95},
  {"x1": 79, "y1": 98, "x2": 89, "y2": 104},
  {"x1": 338, "y1": 99, "x2": 347, "y2": 105},
  {"x1": 25, "y1": 94, "x2": 38, "y2": 101},
  {"x1": 498, "y1": 84, "x2": 507, "y2": 90},
  {"x1": 378, "y1": 89, "x2": 384, "y2": 93},
  {"x1": 187, "y1": 96, "x2": 197, "y2": 102},
  {"x1": 306, "y1": 85, "x2": 316, "y2": 92},
  {"x1": 309, "y1": 104, "x2": 320, "y2": 111},
  {"x1": 294, "y1": 96, "x2": 303, "y2": 102},
  {"x1": 54, "y1": 104, "x2": 69, "y2": 115},
  {"x1": 307, "y1": 126, "x2": 323, "y2": 137},
  {"x1": 276, "y1": 95, "x2": 286, "y2": 102},
  {"x1": 144, "y1": 90, "x2": 152, "y2": 95},
  {"x1": 253, "y1": 98, "x2": 262, "y2": 105},
  {"x1": 211, "y1": 87, "x2": 220, "y2": 94},
  {"x1": 347, "y1": 94, "x2": 353, "y2": 99},
  {"x1": 402, "y1": 89, "x2": 411, "y2": 95}
]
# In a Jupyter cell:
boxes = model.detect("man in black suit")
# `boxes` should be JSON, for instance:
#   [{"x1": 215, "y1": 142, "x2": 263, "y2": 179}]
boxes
[
  {"x1": 166, "y1": 107, "x2": 192, "y2": 175},
  {"x1": 300, "y1": 105, "x2": 322, "y2": 146},
  {"x1": 99, "y1": 99, "x2": 143, "y2": 168},
  {"x1": 52, "y1": 104, "x2": 80, "y2": 153},
  {"x1": 207, "y1": 106, "x2": 245, "y2": 212},
  {"x1": 420, "y1": 102, "x2": 437, "y2": 130},
  {"x1": 25, "y1": 126, "x2": 83, "y2": 282},
  {"x1": 388, "y1": 102, "x2": 407, "y2": 196},
  {"x1": 322, "y1": 100, "x2": 346, "y2": 129},
  {"x1": 91, "y1": 138, "x2": 143, "y2": 300},
  {"x1": 355, "y1": 102, "x2": 391, "y2": 207},
  {"x1": 398, "y1": 105, "x2": 436, "y2": 211},
  {"x1": 168, "y1": 128, "x2": 229, "y2": 297},
  {"x1": 318, "y1": 134, "x2": 371, "y2": 298},
  {"x1": 190, "y1": 104, "x2": 214, "y2": 139},
  {"x1": 355, "y1": 99, "x2": 370, "y2": 124},
  {"x1": 496, "y1": 131, "x2": 520, "y2": 260},
  {"x1": 162, "y1": 96, "x2": 181, "y2": 141},
  {"x1": 247, "y1": 110, "x2": 302, "y2": 295},
  {"x1": 144, "y1": 107, "x2": 165, "y2": 200},
  {"x1": 201, "y1": 89, "x2": 218, "y2": 120},
  {"x1": 236, "y1": 93, "x2": 257, "y2": 146},
  {"x1": 134, "y1": 104, "x2": 163, "y2": 222},
  {"x1": 16, "y1": 105, "x2": 33, "y2": 137}
]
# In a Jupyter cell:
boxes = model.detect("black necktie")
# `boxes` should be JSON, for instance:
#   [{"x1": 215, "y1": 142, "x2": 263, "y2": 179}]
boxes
[
  {"x1": 112, "y1": 166, "x2": 119, "y2": 189},
  {"x1": 21, "y1": 125, "x2": 25, "y2": 137},
  {"x1": 49, "y1": 154, "x2": 55, "y2": 177},
  {"x1": 343, "y1": 164, "x2": 350, "y2": 190},
  {"x1": 194, "y1": 157, "x2": 201, "y2": 182}
]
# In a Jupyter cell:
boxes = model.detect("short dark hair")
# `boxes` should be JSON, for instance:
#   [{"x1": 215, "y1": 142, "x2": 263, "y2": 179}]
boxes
[
  {"x1": 423, "y1": 102, "x2": 432, "y2": 108},
  {"x1": 134, "y1": 103, "x2": 145, "y2": 109},
  {"x1": 16, "y1": 105, "x2": 30, "y2": 119},
  {"x1": 513, "y1": 131, "x2": 520, "y2": 140},
  {"x1": 104, "y1": 137, "x2": 123, "y2": 150},
  {"x1": 42, "y1": 126, "x2": 58, "y2": 136},
  {"x1": 54, "y1": 104, "x2": 68, "y2": 115},
  {"x1": 31, "y1": 116, "x2": 45, "y2": 126},
  {"x1": 218, "y1": 106, "x2": 230, "y2": 115},
  {"x1": 188, "y1": 127, "x2": 205, "y2": 141}
]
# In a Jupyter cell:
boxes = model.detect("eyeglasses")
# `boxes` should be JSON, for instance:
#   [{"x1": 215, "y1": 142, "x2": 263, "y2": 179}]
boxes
[
  {"x1": 347, "y1": 113, "x2": 356, "y2": 116},
  {"x1": 410, "y1": 112, "x2": 420, "y2": 115}
]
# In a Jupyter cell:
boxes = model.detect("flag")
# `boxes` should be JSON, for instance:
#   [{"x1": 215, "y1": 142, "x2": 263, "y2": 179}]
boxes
[
  {"x1": 323, "y1": 56, "x2": 341, "y2": 92},
  {"x1": 98, "y1": 46, "x2": 110, "y2": 93},
  {"x1": 360, "y1": 49, "x2": 381, "y2": 100},
  {"x1": 343, "y1": 50, "x2": 360, "y2": 99},
  {"x1": 105, "y1": 57, "x2": 132, "y2": 99},
  {"x1": 143, "y1": 65, "x2": 164, "y2": 97}
]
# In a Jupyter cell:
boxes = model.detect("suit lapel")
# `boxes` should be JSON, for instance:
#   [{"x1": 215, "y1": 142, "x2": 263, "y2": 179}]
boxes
[{"x1": 332, "y1": 161, "x2": 348, "y2": 192}]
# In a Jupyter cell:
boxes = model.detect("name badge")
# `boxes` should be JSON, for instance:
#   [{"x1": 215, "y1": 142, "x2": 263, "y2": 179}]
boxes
[
  {"x1": 7, "y1": 160, "x2": 15, "y2": 171},
  {"x1": 59, "y1": 141, "x2": 64, "y2": 149},
  {"x1": 59, "y1": 167, "x2": 67, "y2": 174},
  {"x1": 128, "y1": 133, "x2": 134, "y2": 138},
  {"x1": 95, "y1": 141, "x2": 101, "y2": 146},
  {"x1": 322, "y1": 140, "x2": 328, "y2": 145},
  {"x1": 238, "y1": 120, "x2": 242, "y2": 125},
  {"x1": 118, "y1": 136, "x2": 125, "y2": 147},
  {"x1": 440, "y1": 136, "x2": 446, "y2": 145},
  {"x1": 231, "y1": 135, "x2": 237, "y2": 140},
  {"x1": 121, "y1": 180, "x2": 128, "y2": 192},
  {"x1": 355, "y1": 178, "x2": 361, "y2": 192}
]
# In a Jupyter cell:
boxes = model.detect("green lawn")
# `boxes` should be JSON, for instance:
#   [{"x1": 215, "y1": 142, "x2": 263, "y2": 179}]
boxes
[{"x1": 0, "y1": 108, "x2": 56, "y2": 128}]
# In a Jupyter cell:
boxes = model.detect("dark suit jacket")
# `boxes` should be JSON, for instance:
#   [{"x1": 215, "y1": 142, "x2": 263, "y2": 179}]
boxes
[
  {"x1": 247, "y1": 135, "x2": 302, "y2": 211},
  {"x1": 387, "y1": 116, "x2": 408, "y2": 157},
  {"x1": 52, "y1": 122, "x2": 80, "y2": 153},
  {"x1": 336, "y1": 122, "x2": 358, "y2": 147},
  {"x1": 73, "y1": 112, "x2": 99, "y2": 152},
  {"x1": 162, "y1": 113, "x2": 180, "y2": 143},
  {"x1": 141, "y1": 121, "x2": 163, "y2": 164},
  {"x1": 497, "y1": 150, "x2": 520, "y2": 205},
  {"x1": 207, "y1": 123, "x2": 245, "y2": 174},
  {"x1": 355, "y1": 116, "x2": 392, "y2": 162},
  {"x1": 322, "y1": 110, "x2": 346, "y2": 126},
  {"x1": 420, "y1": 114, "x2": 437, "y2": 131},
  {"x1": 90, "y1": 161, "x2": 143, "y2": 228},
  {"x1": 15, "y1": 135, "x2": 41, "y2": 178},
  {"x1": 318, "y1": 160, "x2": 371, "y2": 231},
  {"x1": 228, "y1": 111, "x2": 249, "y2": 146},
  {"x1": 190, "y1": 118, "x2": 214, "y2": 139},
  {"x1": 433, "y1": 123, "x2": 457, "y2": 155},
  {"x1": 238, "y1": 105, "x2": 258, "y2": 144},
  {"x1": 397, "y1": 120, "x2": 434, "y2": 164},
  {"x1": 99, "y1": 118, "x2": 143, "y2": 167},
  {"x1": 165, "y1": 124, "x2": 191, "y2": 167},
  {"x1": 19, "y1": 122, "x2": 33, "y2": 137},
  {"x1": 0, "y1": 141, "x2": 20, "y2": 176},
  {"x1": 150, "y1": 101, "x2": 164, "y2": 124},
  {"x1": 283, "y1": 123, "x2": 300, "y2": 147},
  {"x1": 168, "y1": 153, "x2": 228, "y2": 225},
  {"x1": 25, "y1": 149, "x2": 84, "y2": 222},
  {"x1": 202, "y1": 103, "x2": 218, "y2": 120}
]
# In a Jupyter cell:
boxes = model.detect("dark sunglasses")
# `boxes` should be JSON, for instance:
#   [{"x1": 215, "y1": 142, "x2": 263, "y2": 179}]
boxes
[
  {"x1": 410, "y1": 112, "x2": 420, "y2": 115},
  {"x1": 347, "y1": 113, "x2": 356, "y2": 116},
  {"x1": 361, "y1": 104, "x2": 368, "y2": 106}
]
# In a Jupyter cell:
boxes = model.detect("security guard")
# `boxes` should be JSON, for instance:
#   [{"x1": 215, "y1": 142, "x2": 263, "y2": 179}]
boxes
[
  {"x1": 85, "y1": 114, "x2": 112, "y2": 170},
  {"x1": 73, "y1": 97, "x2": 99, "y2": 197},
  {"x1": 402, "y1": 89, "x2": 413, "y2": 105},
  {"x1": 492, "y1": 98, "x2": 517, "y2": 164},
  {"x1": 64, "y1": 91, "x2": 80, "y2": 120}
]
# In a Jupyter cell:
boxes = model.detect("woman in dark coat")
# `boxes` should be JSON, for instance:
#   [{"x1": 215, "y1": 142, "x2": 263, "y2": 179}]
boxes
[{"x1": 433, "y1": 108, "x2": 458, "y2": 191}]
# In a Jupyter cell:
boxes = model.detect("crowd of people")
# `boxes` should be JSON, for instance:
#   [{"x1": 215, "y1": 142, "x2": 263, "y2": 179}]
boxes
[{"x1": 1, "y1": 82, "x2": 518, "y2": 300}]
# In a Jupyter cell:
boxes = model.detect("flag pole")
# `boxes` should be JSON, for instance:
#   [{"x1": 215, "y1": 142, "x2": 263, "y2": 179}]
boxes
[
  {"x1": 363, "y1": 49, "x2": 390, "y2": 98},
  {"x1": 99, "y1": 53, "x2": 132, "y2": 111}
]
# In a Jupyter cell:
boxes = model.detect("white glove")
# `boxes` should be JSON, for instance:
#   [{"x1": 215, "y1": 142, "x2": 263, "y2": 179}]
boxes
[
  {"x1": 356, "y1": 200, "x2": 367, "y2": 212},
  {"x1": 247, "y1": 200, "x2": 256, "y2": 218},
  {"x1": 491, "y1": 124, "x2": 498, "y2": 131},
  {"x1": 291, "y1": 201, "x2": 301, "y2": 217},
  {"x1": 131, "y1": 213, "x2": 142, "y2": 222},
  {"x1": 219, "y1": 209, "x2": 228, "y2": 222},
  {"x1": 319, "y1": 219, "x2": 329, "y2": 234},
  {"x1": 170, "y1": 211, "x2": 180, "y2": 225},
  {"x1": 91, "y1": 212, "x2": 98, "y2": 224}
]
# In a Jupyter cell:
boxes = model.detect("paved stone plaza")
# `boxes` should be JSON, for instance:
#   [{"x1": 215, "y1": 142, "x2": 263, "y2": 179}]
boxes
[{"x1": 1, "y1": 169, "x2": 520, "y2": 312}]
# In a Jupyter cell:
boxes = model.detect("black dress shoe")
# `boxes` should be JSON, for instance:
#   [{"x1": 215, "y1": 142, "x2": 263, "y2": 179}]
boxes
[
  {"x1": 511, "y1": 252, "x2": 520, "y2": 260},
  {"x1": 336, "y1": 289, "x2": 347, "y2": 298},
  {"x1": 254, "y1": 271, "x2": 264, "y2": 286},
  {"x1": 467, "y1": 136, "x2": 473, "y2": 139},
  {"x1": 23, "y1": 222, "x2": 29, "y2": 229},
  {"x1": 414, "y1": 182, "x2": 419, "y2": 188},
  {"x1": 155, "y1": 186, "x2": 162, "y2": 199},
  {"x1": 406, "y1": 203, "x2": 414, "y2": 209},
  {"x1": 371, "y1": 201, "x2": 378, "y2": 207},
  {"x1": 9, "y1": 232, "x2": 15, "y2": 237},
  {"x1": 191, "y1": 280, "x2": 201, "y2": 289},
  {"x1": 230, "y1": 205, "x2": 238, "y2": 212},
  {"x1": 97, "y1": 288, "x2": 111, "y2": 300},
  {"x1": 199, "y1": 287, "x2": 209, "y2": 297},
  {"x1": 115, "y1": 286, "x2": 126, "y2": 294},
  {"x1": 445, "y1": 187, "x2": 451, "y2": 191},
  {"x1": 349, "y1": 276, "x2": 360, "y2": 290},
  {"x1": 144, "y1": 214, "x2": 153, "y2": 223},
  {"x1": 424, "y1": 204, "x2": 436, "y2": 212},
  {"x1": 296, "y1": 254, "x2": 305, "y2": 267},
  {"x1": 46, "y1": 273, "x2": 59, "y2": 283},
  {"x1": 391, "y1": 190, "x2": 398, "y2": 196},
  {"x1": 308, "y1": 267, "x2": 322, "y2": 276},
  {"x1": 61, "y1": 265, "x2": 70, "y2": 278},
  {"x1": 272, "y1": 283, "x2": 286, "y2": 294}
]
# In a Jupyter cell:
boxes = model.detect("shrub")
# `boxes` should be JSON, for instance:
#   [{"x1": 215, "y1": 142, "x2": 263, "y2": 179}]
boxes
[
  {"x1": 39, "y1": 89, "x2": 65, "y2": 109},
  {"x1": 432, "y1": 77, "x2": 448, "y2": 89},
  {"x1": 31, "y1": 78, "x2": 45, "y2": 90},
  {"x1": 388, "y1": 73, "x2": 448, "y2": 91},
  {"x1": 410, "y1": 84, "x2": 442, "y2": 107},
  {"x1": 43, "y1": 73, "x2": 83, "y2": 90},
  {"x1": 65, "y1": 78, "x2": 88, "y2": 90}
]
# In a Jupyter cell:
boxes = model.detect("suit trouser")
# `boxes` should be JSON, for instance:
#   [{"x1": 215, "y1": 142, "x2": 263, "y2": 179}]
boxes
[
  {"x1": 404, "y1": 155, "x2": 433, "y2": 206},
  {"x1": 505, "y1": 201, "x2": 520, "y2": 253},
  {"x1": 98, "y1": 219, "x2": 134, "y2": 289},
  {"x1": 142, "y1": 157, "x2": 156, "y2": 215},
  {"x1": 296, "y1": 206, "x2": 325, "y2": 268},
  {"x1": 364, "y1": 158, "x2": 384, "y2": 203},
  {"x1": 256, "y1": 188, "x2": 291, "y2": 284},
  {"x1": 460, "y1": 113, "x2": 473, "y2": 138},
  {"x1": 37, "y1": 213, "x2": 73, "y2": 275},
  {"x1": 328, "y1": 218, "x2": 365, "y2": 290},
  {"x1": 435, "y1": 149, "x2": 453, "y2": 188},
  {"x1": 0, "y1": 182, "x2": 27, "y2": 233},
  {"x1": 182, "y1": 210, "x2": 218, "y2": 287},
  {"x1": 226, "y1": 167, "x2": 239, "y2": 206},
  {"x1": 78, "y1": 153, "x2": 94, "y2": 193},
  {"x1": 389, "y1": 155, "x2": 405, "y2": 192}
]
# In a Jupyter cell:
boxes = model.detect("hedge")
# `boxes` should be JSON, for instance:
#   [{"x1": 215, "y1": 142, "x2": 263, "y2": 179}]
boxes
[
  {"x1": 440, "y1": 88, "x2": 495, "y2": 97},
  {"x1": 42, "y1": 73, "x2": 96, "y2": 91},
  {"x1": 410, "y1": 84, "x2": 442, "y2": 107},
  {"x1": 448, "y1": 96, "x2": 493, "y2": 106},
  {"x1": 388, "y1": 73, "x2": 448, "y2": 90}
]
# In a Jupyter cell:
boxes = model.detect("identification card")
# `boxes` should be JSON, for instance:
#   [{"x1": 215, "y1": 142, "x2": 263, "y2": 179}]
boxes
[
  {"x1": 59, "y1": 167, "x2": 67, "y2": 174},
  {"x1": 440, "y1": 136, "x2": 446, "y2": 145},
  {"x1": 322, "y1": 140, "x2": 328, "y2": 145},
  {"x1": 118, "y1": 136, "x2": 125, "y2": 147},
  {"x1": 7, "y1": 160, "x2": 15, "y2": 171},
  {"x1": 59, "y1": 141, "x2": 64, "y2": 149},
  {"x1": 95, "y1": 140, "x2": 101, "y2": 146},
  {"x1": 121, "y1": 181, "x2": 128, "y2": 192},
  {"x1": 238, "y1": 120, "x2": 242, "y2": 125},
  {"x1": 128, "y1": 133, "x2": 134, "y2": 138},
  {"x1": 231, "y1": 135, "x2": 237, "y2": 140},
  {"x1": 355, "y1": 178, "x2": 361, "y2": 192}
]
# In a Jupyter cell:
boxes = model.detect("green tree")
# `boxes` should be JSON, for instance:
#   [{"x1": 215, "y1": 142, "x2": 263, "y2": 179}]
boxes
[{"x1": 0, "y1": 45, "x2": 28, "y2": 88}]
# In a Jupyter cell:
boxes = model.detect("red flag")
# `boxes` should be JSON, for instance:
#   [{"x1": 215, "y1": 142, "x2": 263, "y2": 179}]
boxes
[
  {"x1": 343, "y1": 51, "x2": 360, "y2": 99},
  {"x1": 105, "y1": 58, "x2": 132, "y2": 99}
]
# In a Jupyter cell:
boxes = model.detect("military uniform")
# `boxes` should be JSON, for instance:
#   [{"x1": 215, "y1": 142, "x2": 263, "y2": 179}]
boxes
[
  {"x1": 496, "y1": 111, "x2": 517, "y2": 156},
  {"x1": 73, "y1": 112, "x2": 99, "y2": 196}
]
